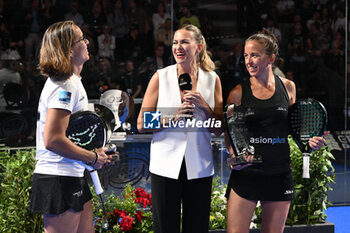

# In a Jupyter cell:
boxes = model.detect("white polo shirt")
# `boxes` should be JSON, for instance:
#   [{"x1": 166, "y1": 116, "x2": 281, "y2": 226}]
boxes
[{"x1": 35, "y1": 73, "x2": 88, "y2": 177}]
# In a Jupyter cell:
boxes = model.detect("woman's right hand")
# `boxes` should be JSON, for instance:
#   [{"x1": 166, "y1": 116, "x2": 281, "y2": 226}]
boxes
[
  {"x1": 173, "y1": 101, "x2": 194, "y2": 121},
  {"x1": 93, "y1": 147, "x2": 113, "y2": 169},
  {"x1": 227, "y1": 154, "x2": 253, "y2": 170}
]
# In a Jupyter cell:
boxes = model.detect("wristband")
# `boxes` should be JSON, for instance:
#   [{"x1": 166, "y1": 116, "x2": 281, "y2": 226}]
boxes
[{"x1": 86, "y1": 150, "x2": 98, "y2": 166}]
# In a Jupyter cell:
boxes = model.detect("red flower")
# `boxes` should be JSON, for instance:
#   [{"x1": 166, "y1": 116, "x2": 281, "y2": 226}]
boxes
[
  {"x1": 119, "y1": 215, "x2": 134, "y2": 231},
  {"x1": 135, "y1": 211, "x2": 143, "y2": 222},
  {"x1": 134, "y1": 188, "x2": 152, "y2": 208}
]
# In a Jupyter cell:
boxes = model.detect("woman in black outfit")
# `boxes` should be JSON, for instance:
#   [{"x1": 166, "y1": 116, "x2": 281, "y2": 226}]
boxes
[{"x1": 225, "y1": 29, "x2": 326, "y2": 233}]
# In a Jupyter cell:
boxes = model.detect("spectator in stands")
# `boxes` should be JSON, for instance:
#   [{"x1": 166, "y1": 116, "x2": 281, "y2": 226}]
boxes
[
  {"x1": 319, "y1": 5, "x2": 332, "y2": 26},
  {"x1": 306, "y1": 10, "x2": 320, "y2": 31},
  {"x1": 64, "y1": 1, "x2": 84, "y2": 28},
  {"x1": 179, "y1": 5, "x2": 200, "y2": 28},
  {"x1": 40, "y1": 0, "x2": 59, "y2": 32},
  {"x1": 81, "y1": 23, "x2": 97, "y2": 56},
  {"x1": 23, "y1": 0, "x2": 42, "y2": 61},
  {"x1": 137, "y1": 56, "x2": 156, "y2": 91},
  {"x1": 328, "y1": 29, "x2": 345, "y2": 75},
  {"x1": 332, "y1": 7, "x2": 345, "y2": 34},
  {"x1": 81, "y1": 55, "x2": 100, "y2": 98},
  {"x1": 97, "y1": 24, "x2": 116, "y2": 61},
  {"x1": 121, "y1": 24, "x2": 145, "y2": 61},
  {"x1": 152, "y1": 2, "x2": 170, "y2": 41},
  {"x1": 154, "y1": 43, "x2": 170, "y2": 69},
  {"x1": 265, "y1": 16, "x2": 282, "y2": 43},
  {"x1": 96, "y1": 56, "x2": 113, "y2": 93},
  {"x1": 127, "y1": 0, "x2": 149, "y2": 35},
  {"x1": 297, "y1": 0, "x2": 314, "y2": 24},
  {"x1": 202, "y1": 20, "x2": 219, "y2": 48},
  {"x1": 0, "y1": 60, "x2": 22, "y2": 100},
  {"x1": 107, "y1": 0, "x2": 128, "y2": 43},
  {"x1": 0, "y1": 0, "x2": 10, "y2": 23},
  {"x1": 285, "y1": 21, "x2": 307, "y2": 87},
  {"x1": 117, "y1": 59, "x2": 144, "y2": 99},
  {"x1": 86, "y1": 0, "x2": 106, "y2": 42},
  {"x1": 110, "y1": 61, "x2": 126, "y2": 90},
  {"x1": 156, "y1": 17, "x2": 172, "y2": 56},
  {"x1": 308, "y1": 22, "x2": 323, "y2": 52},
  {"x1": 101, "y1": 0, "x2": 112, "y2": 16},
  {"x1": 0, "y1": 22, "x2": 22, "y2": 60},
  {"x1": 319, "y1": 21, "x2": 333, "y2": 49},
  {"x1": 221, "y1": 41, "x2": 246, "y2": 104},
  {"x1": 275, "y1": 0, "x2": 295, "y2": 23}
]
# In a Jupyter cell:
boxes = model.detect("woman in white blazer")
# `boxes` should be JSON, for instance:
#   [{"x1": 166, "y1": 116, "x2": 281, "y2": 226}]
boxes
[{"x1": 137, "y1": 24, "x2": 223, "y2": 233}]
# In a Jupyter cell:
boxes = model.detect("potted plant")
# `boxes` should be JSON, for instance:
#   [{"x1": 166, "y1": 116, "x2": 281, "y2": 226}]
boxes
[
  {"x1": 93, "y1": 184, "x2": 153, "y2": 233},
  {"x1": 0, "y1": 149, "x2": 43, "y2": 233}
]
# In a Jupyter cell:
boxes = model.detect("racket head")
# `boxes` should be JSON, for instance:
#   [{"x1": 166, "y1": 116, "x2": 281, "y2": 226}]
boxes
[
  {"x1": 224, "y1": 104, "x2": 250, "y2": 156},
  {"x1": 288, "y1": 98, "x2": 328, "y2": 150},
  {"x1": 98, "y1": 151, "x2": 150, "y2": 189},
  {"x1": 66, "y1": 111, "x2": 107, "y2": 150}
]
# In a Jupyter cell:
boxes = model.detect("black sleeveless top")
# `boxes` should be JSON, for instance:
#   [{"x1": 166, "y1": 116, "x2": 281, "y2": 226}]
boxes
[{"x1": 240, "y1": 75, "x2": 291, "y2": 175}]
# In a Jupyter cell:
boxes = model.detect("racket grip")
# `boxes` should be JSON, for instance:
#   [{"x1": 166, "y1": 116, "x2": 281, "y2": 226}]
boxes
[
  {"x1": 302, "y1": 153, "x2": 310, "y2": 179},
  {"x1": 81, "y1": 163, "x2": 104, "y2": 195},
  {"x1": 90, "y1": 170, "x2": 104, "y2": 195}
]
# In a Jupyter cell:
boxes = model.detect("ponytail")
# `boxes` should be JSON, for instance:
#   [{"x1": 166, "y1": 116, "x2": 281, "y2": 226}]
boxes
[
  {"x1": 198, "y1": 35, "x2": 215, "y2": 72},
  {"x1": 180, "y1": 24, "x2": 215, "y2": 72}
]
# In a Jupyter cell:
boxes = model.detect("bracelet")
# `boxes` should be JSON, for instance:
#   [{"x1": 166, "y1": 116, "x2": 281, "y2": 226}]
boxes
[{"x1": 86, "y1": 150, "x2": 98, "y2": 166}]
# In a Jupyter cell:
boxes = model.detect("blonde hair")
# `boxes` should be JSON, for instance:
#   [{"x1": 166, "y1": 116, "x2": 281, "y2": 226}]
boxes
[
  {"x1": 179, "y1": 24, "x2": 215, "y2": 72},
  {"x1": 38, "y1": 20, "x2": 77, "y2": 80}
]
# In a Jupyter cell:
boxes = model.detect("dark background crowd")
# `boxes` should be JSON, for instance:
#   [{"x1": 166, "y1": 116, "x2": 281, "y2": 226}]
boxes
[{"x1": 0, "y1": 0, "x2": 348, "y2": 146}]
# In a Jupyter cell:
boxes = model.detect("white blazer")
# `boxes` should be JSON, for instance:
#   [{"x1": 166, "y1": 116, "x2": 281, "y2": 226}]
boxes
[{"x1": 150, "y1": 64, "x2": 216, "y2": 180}]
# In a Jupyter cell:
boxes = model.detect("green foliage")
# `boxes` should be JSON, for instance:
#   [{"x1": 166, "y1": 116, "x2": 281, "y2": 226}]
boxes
[
  {"x1": 209, "y1": 177, "x2": 227, "y2": 230},
  {"x1": 286, "y1": 136, "x2": 335, "y2": 225},
  {"x1": 0, "y1": 149, "x2": 43, "y2": 233}
]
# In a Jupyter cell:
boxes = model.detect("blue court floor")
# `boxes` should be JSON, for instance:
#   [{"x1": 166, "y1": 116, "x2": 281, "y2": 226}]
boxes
[{"x1": 325, "y1": 206, "x2": 350, "y2": 233}]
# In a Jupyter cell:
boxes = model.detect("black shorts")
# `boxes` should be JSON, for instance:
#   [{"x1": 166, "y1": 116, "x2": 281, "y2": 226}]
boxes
[
  {"x1": 225, "y1": 170, "x2": 294, "y2": 201},
  {"x1": 30, "y1": 173, "x2": 92, "y2": 215}
]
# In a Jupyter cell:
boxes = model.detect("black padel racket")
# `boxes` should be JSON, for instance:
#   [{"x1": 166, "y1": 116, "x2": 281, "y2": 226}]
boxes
[
  {"x1": 224, "y1": 104, "x2": 262, "y2": 167},
  {"x1": 288, "y1": 98, "x2": 328, "y2": 178},
  {"x1": 99, "y1": 151, "x2": 150, "y2": 189},
  {"x1": 66, "y1": 111, "x2": 108, "y2": 150},
  {"x1": 66, "y1": 110, "x2": 115, "y2": 230}
]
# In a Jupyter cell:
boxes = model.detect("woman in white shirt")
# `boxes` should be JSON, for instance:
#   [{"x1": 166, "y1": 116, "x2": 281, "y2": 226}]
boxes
[
  {"x1": 29, "y1": 20, "x2": 112, "y2": 233},
  {"x1": 137, "y1": 24, "x2": 223, "y2": 233}
]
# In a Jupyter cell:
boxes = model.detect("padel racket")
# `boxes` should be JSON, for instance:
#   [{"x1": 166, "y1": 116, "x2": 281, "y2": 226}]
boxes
[
  {"x1": 66, "y1": 111, "x2": 108, "y2": 150},
  {"x1": 99, "y1": 151, "x2": 150, "y2": 189},
  {"x1": 288, "y1": 98, "x2": 328, "y2": 178},
  {"x1": 224, "y1": 104, "x2": 262, "y2": 167},
  {"x1": 66, "y1": 110, "x2": 115, "y2": 230}
]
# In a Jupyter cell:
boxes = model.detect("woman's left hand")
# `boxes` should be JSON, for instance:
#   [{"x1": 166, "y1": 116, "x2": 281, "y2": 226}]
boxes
[
  {"x1": 183, "y1": 90, "x2": 210, "y2": 117},
  {"x1": 183, "y1": 90, "x2": 207, "y2": 108},
  {"x1": 309, "y1": 131, "x2": 329, "y2": 151}
]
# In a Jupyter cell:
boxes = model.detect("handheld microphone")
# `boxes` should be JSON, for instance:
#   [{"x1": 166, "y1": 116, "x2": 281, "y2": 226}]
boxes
[
  {"x1": 178, "y1": 73, "x2": 192, "y2": 119},
  {"x1": 178, "y1": 73, "x2": 192, "y2": 92}
]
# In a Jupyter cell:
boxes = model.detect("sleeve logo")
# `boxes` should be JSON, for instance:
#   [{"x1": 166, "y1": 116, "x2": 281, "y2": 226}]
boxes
[{"x1": 59, "y1": 91, "x2": 72, "y2": 103}]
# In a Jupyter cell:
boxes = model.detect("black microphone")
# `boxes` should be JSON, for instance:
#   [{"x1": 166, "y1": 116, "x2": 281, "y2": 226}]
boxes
[
  {"x1": 178, "y1": 73, "x2": 192, "y2": 119},
  {"x1": 178, "y1": 73, "x2": 192, "y2": 92}
]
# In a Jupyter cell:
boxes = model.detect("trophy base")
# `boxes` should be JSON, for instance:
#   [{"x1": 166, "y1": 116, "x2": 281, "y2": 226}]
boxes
[{"x1": 227, "y1": 155, "x2": 262, "y2": 166}]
